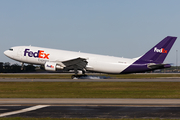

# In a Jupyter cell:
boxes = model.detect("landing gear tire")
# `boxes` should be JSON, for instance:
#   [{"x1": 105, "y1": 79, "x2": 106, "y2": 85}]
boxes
[{"x1": 71, "y1": 75, "x2": 76, "y2": 79}]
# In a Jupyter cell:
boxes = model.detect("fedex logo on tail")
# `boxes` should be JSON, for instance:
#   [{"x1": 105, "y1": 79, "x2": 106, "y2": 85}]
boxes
[
  {"x1": 24, "y1": 49, "x2": 50, "y2": 59},
  {"x1": 154, "y1": 47, "x2": 167, "y2": 53}
]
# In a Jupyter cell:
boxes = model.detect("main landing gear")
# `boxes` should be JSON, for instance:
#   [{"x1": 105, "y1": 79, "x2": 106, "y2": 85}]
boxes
[{"x1": 71, "y1": 68, "x2": 87, "y2": 79}]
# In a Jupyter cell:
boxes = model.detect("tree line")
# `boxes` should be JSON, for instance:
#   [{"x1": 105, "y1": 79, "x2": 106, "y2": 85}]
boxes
[
  {"x1": 0, "y1": 62, "x2": 36, "y2": 73},
  {"x1": 0, "y1": 62, "x2": 179, "y2": 73}
]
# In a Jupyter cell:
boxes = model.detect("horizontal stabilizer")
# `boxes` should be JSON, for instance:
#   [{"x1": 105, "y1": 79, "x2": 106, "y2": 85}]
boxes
[{"x1": 147, "y1": 63, "x2": 171, "y2": 69}]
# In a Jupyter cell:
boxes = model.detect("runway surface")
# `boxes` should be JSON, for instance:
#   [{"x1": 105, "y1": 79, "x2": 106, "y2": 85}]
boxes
[
  {"x1": 0, "y1": 98, "x2": 180, "y2": 118},
  {"x1": 0, "y1": 98, "x2": 180, "y2": 106},
  {"x1": 1, "y1": 78, "x2": 180, "y2": 82},
  {"x1": 1, "y1": 106, "x2": 180, "y2": 118}
]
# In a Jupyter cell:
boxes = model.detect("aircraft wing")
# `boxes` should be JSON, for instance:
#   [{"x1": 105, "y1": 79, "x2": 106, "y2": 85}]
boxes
[{"x1": 62, "y1": 57, "x2": 88, "y2": 71}]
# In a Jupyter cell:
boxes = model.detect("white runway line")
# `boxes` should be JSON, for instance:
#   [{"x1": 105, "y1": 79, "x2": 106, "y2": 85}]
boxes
[{"x1": 0, "y1": 105, "x2": 50, "y2": 117}]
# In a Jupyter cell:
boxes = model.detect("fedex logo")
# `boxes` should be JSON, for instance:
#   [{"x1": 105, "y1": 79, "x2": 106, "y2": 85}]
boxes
[
  {"x1": 154, "y1": 47, "x2": 167, "y2": 53},
  {"x1": 24, "y1": 49, "x2": 50, "y2": 59},
  {"x1": 47, "y1": 65, "x2": 54, "y2": 68}
]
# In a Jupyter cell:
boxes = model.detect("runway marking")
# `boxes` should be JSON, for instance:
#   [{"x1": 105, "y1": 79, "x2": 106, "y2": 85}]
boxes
[{"x1": 0, "y1": 105, "x2": 50, "y2": 117}]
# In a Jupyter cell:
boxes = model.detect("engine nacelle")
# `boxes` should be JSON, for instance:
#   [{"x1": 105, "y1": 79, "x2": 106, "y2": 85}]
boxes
[
  {"x1": 45, "y1": 62, "x2": 64, "y2": 71},
  {"x1": 45, "y1": 62, "x2": 57, "y2": 71}
]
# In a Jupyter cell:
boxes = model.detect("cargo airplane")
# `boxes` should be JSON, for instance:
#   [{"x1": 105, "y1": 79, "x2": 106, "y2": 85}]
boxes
[{"x1": 4, "y1": 36, "x2": 177, "y2": 78}]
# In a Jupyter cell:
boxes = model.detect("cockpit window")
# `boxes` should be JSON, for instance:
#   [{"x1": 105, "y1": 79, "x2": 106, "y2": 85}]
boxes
[{"x1": 9, "y1": 49, "x2": 13, "y2": 51}]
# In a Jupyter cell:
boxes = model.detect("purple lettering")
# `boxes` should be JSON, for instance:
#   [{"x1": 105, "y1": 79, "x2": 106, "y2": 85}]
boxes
[
  {"x1": 28, "y1": 51, "x2": 33, "y2": 57},
  {"x1": 33, "y1": 51, "x2": 39, "y2": 58},
  {"x1": 24, "y1": 49, "x2": 30, "y2": 56}
]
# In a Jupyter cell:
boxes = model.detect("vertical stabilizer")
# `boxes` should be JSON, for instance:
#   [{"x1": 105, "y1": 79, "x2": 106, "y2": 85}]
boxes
[
  {"x1": 121, "y1": 36, "x2": 177, "y2": 74},
  {"x1": 139, "y1": 36, "x2": 177, "y2": 63}
]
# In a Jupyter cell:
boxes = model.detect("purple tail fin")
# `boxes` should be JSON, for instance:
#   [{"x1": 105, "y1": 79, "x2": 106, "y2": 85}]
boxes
[{"x1": 139, "y1": 36, "x2": 177, "y2": 63}]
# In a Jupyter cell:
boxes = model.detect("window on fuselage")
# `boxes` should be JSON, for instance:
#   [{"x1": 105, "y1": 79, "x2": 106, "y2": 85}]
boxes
[{"x1": 9, "y1": 49, "x2": 13, "y2": 51}]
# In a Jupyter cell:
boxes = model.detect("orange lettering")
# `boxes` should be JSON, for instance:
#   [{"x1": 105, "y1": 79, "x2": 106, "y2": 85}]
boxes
[
  {"x1": 38, "y1": 50, "x2": 44, "y2": 58},
  {"x1": 44, "y1": 53, "x2": 49, "y2": 59}
]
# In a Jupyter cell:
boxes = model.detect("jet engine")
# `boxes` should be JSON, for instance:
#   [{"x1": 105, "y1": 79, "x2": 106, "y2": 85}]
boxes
[{"x1": 44, "y1": 62, "x2": 64, "y2": 71}]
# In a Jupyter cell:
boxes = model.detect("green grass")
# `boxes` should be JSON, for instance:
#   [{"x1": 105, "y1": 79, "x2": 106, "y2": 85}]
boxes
[
  {"x1": 1, "y1": 73, "x2": 180, "y2": 79},
  {"x1": 0, "y1": 82, "x2": 180, "y2": 98}
]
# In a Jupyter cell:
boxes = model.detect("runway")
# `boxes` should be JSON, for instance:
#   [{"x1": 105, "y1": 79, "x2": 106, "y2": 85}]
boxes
[
  {"x1": 0, "y1": 98, "x2": 180, "y2": 118},
  {"x1": 2, "y1": 106, "x2": 180, "y2": 118},
  {"x1": 0, "y1": 98, "x2": 180, "y2": 106},
  {"x1": 1, "y1": 78, "x2": 180, "y2": 82}
]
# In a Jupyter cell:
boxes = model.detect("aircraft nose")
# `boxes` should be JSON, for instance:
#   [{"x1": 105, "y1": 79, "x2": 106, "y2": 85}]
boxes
[
  {"x1": 4, "y1": 50, "x2": 9, "y2": 56},
  {"x1": 4, "y1": 50, "x2": 14, "y2": 59}
]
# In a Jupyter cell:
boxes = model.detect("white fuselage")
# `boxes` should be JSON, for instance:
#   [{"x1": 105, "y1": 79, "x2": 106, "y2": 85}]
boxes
[{"x1": 4, "y1": 46, "x2": 137, "y2": 73}]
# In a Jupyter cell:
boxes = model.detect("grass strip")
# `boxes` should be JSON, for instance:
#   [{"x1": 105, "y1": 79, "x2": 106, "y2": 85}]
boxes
[
  {"x1": 0, "y1": 82, "x2": 180, "y2": 98},
  {"x1": 0, "y1": 73, "x2": 180, "y2": 79}
]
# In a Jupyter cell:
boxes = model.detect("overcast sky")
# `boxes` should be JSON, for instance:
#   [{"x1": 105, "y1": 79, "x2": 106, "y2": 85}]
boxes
[{"x1": 1, "y1": 0, "x2": 180, "y2": 65}]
